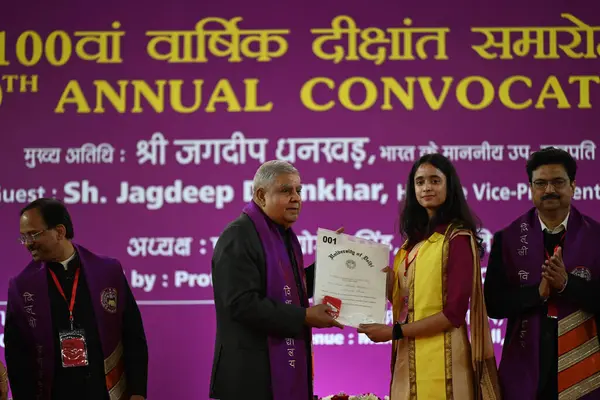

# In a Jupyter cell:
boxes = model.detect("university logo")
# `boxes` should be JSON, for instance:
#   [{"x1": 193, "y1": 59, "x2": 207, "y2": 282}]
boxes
[
  {"x1": 101, "y1": 288, "x2": 118, "y2": 313},
  {"x1": 571, "y1": 266, "x2": 592, "y2": 282}
]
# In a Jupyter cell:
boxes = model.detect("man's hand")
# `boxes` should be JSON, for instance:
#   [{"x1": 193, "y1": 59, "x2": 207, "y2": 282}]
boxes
[
  {"x1": 543, "y1": 247, "x2": 568, "y2": 291},
  {"x1": 335, "y1": 227, "x2": 344, "y2": 234},
  {"x1": 130, "y1": 396, "x2": 145, "y2": 400},
  {"x1": 305, "y1": 304, "x2": 343, "y2": 329},
  {"x1": 357, "y1": 323, "x2": 393, "y2": 343}
]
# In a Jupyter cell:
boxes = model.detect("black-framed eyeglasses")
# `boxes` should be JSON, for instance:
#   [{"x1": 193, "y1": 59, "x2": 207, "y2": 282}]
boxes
[
  {"x1": 18, "y1": 230, "x2": 47, "y2": 245},
  {"x1": 532, "y1": 179, "x2": 568, "y2": 190}
]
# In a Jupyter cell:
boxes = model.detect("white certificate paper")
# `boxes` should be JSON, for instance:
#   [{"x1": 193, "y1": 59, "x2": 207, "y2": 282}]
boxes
[{"x1": 313, "y1": 228, "x2": 390, "y2": 328}]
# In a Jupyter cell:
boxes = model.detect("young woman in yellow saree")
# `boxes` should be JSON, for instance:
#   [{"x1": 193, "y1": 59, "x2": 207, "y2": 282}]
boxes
[{"x1": 359, "y1": 154, "x2": 501, "y2": 400}]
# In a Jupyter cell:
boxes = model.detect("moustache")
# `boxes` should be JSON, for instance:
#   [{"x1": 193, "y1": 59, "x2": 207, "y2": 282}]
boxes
[{"x1": 542, "y1": 193, "x2": 560, "y2": 201}]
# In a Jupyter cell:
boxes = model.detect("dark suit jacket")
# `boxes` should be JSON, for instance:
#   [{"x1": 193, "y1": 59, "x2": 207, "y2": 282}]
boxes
[{"x1": 209, "y1": 214, "x2": 315, "y2": 400}]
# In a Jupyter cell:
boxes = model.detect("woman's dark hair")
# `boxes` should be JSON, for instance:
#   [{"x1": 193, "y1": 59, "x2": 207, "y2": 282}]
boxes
[{"x1": 399, "y1": 153, "x2": 483, "y2": 255}]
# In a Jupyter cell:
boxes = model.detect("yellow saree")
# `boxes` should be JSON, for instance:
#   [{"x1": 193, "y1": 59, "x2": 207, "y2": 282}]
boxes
[{"x1": 390, "y1": 226, "x2": 501, "y2": 400}]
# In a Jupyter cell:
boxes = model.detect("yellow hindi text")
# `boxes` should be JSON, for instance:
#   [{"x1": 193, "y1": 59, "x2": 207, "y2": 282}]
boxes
[
  {"x1": 309, "y1": 13, "x2": 600, "y2": 64},
  {"x1": 0, "y1": 23, "x2": 124, "y2": 66}
]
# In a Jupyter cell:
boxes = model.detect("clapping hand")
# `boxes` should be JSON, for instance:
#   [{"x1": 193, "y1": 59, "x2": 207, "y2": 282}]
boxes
[{"x1": 542, "y1": 247, "x2": 568, "y2": 291}]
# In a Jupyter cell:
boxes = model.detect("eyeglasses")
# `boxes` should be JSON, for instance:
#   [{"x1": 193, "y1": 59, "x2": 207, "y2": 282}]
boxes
[
  {"x1": 18, "y1": 230, "x2": 46, "y2": 245},
  {"x1": 532, "y1": 179, "x2": 568, "y2": 190}
]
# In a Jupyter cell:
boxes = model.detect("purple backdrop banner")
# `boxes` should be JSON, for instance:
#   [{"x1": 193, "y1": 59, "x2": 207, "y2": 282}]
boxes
[{"x1": 1, "y1": 1, "x2": 600, "y2": 398}]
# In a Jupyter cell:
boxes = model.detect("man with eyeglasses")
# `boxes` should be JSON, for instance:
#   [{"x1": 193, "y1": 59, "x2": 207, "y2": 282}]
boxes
[
  {"x1": 484, "y1": 147, "x2": 600, "y2": 399},
  {"x1": 4, "y1": 198, "x2": 148, "y2": 400}
]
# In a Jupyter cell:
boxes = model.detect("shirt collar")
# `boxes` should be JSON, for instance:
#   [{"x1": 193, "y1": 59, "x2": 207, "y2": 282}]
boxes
[
  {"x1": 48, "y1": 251, "x2": 78, "y2": 272},
  {"x1": 538, "y1": 212, "x2": 570, "y2": 234}
]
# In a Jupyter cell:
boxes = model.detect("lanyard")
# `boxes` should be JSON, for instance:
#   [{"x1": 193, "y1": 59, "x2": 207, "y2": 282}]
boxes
[
  {"x1": 544, "y1": 231, "x2": 567, "y2": 261},
  {"x1": 48, "y1": 268, "x2": 81, "y2": 330},
  {"x1": 545, "y1": 231, "x2": 566, "y2": 319}
]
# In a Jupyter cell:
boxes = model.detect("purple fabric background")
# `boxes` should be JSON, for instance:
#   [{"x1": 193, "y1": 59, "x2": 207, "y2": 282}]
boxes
[{"x1": 1, "y1": 1, "x2": 599, "y2": 398}]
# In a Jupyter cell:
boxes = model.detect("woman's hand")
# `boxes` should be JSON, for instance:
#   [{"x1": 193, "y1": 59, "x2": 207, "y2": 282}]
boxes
[{"x1": 357, "y1": 323, "x2": 393, "y2": 343}]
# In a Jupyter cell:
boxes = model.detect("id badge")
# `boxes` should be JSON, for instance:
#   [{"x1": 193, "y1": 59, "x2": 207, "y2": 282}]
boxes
[{"x1": 59, "y1": 329, "x2": 89, "y2": 368}]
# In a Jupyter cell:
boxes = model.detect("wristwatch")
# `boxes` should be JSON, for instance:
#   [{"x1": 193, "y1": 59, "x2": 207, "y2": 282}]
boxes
[{"x1": 393, "y1": 322, "x2": 404, "y2": 340}]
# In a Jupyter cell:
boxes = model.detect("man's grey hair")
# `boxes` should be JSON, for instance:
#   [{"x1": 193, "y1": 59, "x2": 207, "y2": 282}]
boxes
[{"x1": 252, "y1": 160, "x2": 299, "y2": 194}]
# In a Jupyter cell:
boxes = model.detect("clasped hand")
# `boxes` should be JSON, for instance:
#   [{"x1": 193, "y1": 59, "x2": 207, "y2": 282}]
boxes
[{"x1": 541, "y1": 247, "x2": 568, "y2": 292}]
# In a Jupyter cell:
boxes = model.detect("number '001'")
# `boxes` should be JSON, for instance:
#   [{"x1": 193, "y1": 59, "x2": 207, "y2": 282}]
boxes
[{"x1": 322, "y1": 236, "x2": 337, "y2": 245}]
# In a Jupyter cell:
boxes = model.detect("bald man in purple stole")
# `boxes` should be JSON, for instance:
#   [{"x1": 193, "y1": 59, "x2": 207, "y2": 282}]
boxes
[
  {"x1": 485, "y1": 148, "x2": 600, "y2": 399},
  {"x1": 5, "y1": 198, "x2": 148, "y2": 400}
]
